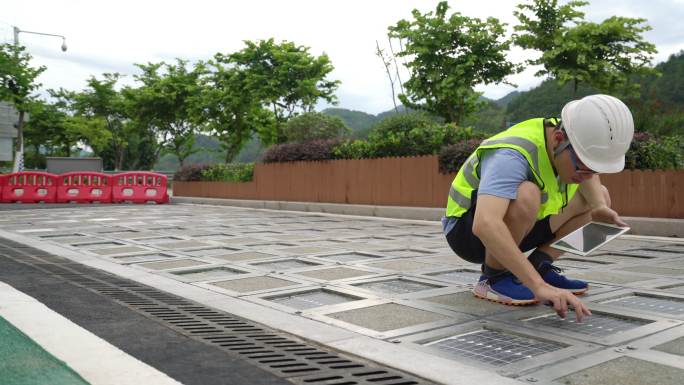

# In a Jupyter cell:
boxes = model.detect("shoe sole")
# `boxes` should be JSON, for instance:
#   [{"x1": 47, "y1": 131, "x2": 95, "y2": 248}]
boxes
[
  {"x1": 472, "y1": 291, "x2": 538, "y2": 306},
  {"x1": 570, "y1": 285, "x2": 589, "y2": 296}
]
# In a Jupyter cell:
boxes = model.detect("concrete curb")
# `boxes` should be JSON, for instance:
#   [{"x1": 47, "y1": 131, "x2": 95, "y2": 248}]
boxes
[{"x1": 171, "y1": 196, "x2": 684, "y2": 238}]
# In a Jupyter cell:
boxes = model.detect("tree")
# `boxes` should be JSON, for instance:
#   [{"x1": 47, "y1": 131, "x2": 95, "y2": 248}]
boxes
[
  {"x1": 513, "y1": 0, "x2": 587, "y2": 57},
  {"x1": 283, "y1": 112, "x2": 350, "y2": 143},
  {"x1": 225, "y1": 39, "x2": 340, "y2": 143},
  {"x1": 196, "y1": 58, "x2": 275, "y2": 162},
  {"x1": 514, "y1": 0, "x2": 658, "y2": 95},
  {"x1": 388, "y1": 1, "x2": 518, "y2": 125},
  {"x1": 125, "y1": 59, "x2": 204, "y2": 167},
  {"x1": 22, "y1": 99, "x2": 77, "y2": 169},
  {"x1": 53, "y1": 73, "x2": 131, "y2": 170},
  {"x1": 0, "y1": 43, "x2": 46, "y2": 168}
]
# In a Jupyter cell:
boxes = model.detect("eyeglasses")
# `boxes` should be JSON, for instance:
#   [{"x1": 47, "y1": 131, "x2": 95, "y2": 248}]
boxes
[{"x1": 567, "y1": 144, "x2": 597, "y2": 175}]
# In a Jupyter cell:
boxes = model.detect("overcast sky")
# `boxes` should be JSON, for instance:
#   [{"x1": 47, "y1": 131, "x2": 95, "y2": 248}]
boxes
[{"x1": 2, "y1": 0, "x2": 683, "y2": 115}]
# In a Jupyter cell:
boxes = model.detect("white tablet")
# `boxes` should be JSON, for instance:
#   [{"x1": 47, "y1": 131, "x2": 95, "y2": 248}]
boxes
[{"x1": 550, "y1": 221, "x2": 630, "y2": 256}]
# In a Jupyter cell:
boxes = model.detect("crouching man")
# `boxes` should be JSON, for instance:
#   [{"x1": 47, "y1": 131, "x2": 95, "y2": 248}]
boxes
[{"x1": 443, "y1": 94, "x2": 634, "y2": 321}]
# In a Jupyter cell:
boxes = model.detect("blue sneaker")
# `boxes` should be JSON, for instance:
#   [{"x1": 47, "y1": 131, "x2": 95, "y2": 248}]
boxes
[
  {"x1": 472, "y1": 272, "x2": 537, "y2": 306},
  {"x1": 538, "y1": 262, "x2": 588, "y2": 295}
]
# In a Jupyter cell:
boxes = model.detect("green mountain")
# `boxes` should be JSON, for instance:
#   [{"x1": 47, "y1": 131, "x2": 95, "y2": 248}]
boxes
[{"x1": 494, "y1": 91, "x2": 520, "y2": 107}]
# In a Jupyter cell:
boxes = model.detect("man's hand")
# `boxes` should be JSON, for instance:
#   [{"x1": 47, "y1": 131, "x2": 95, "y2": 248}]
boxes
[
  {"x1": 531, "y1": 283, "x2": 592, "y2": 322},
  {"x1": 591, "y1": 205, "x2": 628, "y2": 227}
]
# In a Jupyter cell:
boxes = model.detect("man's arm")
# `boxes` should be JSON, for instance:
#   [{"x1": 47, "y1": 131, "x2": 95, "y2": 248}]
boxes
[
  {"x1": 578, "y1": 175, "x2": 628, "y2": 227},
  {"x1": 578, "y1": 175, "x2": 607, "y2": 209}
]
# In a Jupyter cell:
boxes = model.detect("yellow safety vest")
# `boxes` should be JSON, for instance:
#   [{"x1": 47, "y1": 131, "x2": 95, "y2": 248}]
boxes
[{"x1": 445, "y1": 118, "x2": 578, "y2": 219}]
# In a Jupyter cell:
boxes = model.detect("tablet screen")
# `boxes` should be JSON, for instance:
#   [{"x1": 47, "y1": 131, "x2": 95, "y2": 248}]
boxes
[{"x1": 551, "y1": 222, "x2": 629, "y2": 256}]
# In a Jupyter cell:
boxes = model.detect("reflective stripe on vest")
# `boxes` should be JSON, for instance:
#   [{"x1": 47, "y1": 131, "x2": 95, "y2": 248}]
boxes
[{"x1": 481, "y1": 136, "x2": 541, "y2": 179}]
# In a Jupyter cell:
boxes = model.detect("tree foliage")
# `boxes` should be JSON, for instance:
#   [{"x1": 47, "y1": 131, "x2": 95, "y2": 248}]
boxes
[
  {"x1": 124, "y1": 59, "x2": 204, "y2": 166},
  {"x1": 514, "y1": 0, "x2": 658, "y2": 95},
  {"x1": 51, "y1": 73, "x2": 133, "y2": 170},
  {"x1": 225, "y1": 39, "x2": 340, "y2": 143},
  {"x1": 0, "y1": 43, "x2": 46, "y2": 164},
  {"x1": 283, "y1": 112, "x2": 349, "y2": 143},
  {"x1": 197, "y1": 58, "x2": 275, "y2": 162},
  {"x1": 388, "y1": 1, "x2": 518, "y2": 124}
]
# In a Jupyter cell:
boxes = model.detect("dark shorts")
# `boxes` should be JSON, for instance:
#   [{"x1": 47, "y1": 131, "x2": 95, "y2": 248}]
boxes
[{"x1": 445, "y1": 192, "x2": 556, "y2": 264}]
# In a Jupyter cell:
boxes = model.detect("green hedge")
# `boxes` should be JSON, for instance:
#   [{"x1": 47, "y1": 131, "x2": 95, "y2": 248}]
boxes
[
  {"x1": 625, "y1": 133, "x2": 683, "y2": 170},
  {"x1": 174, "y1": 163, "x2": 254, "y2": 182}
]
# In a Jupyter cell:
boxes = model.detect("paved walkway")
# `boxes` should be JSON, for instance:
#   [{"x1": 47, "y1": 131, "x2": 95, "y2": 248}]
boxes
[{"x1": 0, "y1": 203, "x2": 683, "y2": 385}]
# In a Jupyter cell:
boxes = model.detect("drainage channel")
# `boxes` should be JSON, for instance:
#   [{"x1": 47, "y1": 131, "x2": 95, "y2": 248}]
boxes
[{"x1": 0, "y1": 238, "x2": 433, "y2": 385}]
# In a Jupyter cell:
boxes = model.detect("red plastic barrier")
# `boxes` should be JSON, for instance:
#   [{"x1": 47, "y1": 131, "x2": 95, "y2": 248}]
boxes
[
  {"x1": 57, "y1": 172, "x2": 113, "y2": 203},
  {"x1": 1, "y1": 172, "x2": 58, "y2": 203},
  {"x1": 0, "y1": 174, "x2": 7, "y2": 200},
  {"x1": 112, "y1": 172, "x2": 169, "y2": 204}
]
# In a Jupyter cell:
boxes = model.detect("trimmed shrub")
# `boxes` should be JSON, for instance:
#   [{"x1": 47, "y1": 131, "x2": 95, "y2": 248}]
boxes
[
  {"x1": 367, "y1": 113, "x2": 440, "y2": 157},
  {"x1": 332, "y1": 139, "x2": 375, "y2": 159},
  {"x1": 438, "y1": 139, "x2": 483, "y2": 174},
  {"x1": 260, "y1": 139, "x2": 342, "y2": 163},
  {"x1": 625, "y1": 133, "x2": 683, "y2": 170},
  {"x1": 201, "y1": 163, "x2": 254, "y2": 182},
  {"x1": 284, "y1": 112, "x2": 350, "y2": 143},
  {"x1": 366, "y1": 113, "x2": 480, "y2": 158},
  {"x1": 173, "y1": 164, "x2": 210, "y2": 181}
]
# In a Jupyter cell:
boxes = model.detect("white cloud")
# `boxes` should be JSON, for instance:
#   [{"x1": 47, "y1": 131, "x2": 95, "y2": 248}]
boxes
[{"x1": 2, "y1": 0, "x2": 683, "y2": 114}]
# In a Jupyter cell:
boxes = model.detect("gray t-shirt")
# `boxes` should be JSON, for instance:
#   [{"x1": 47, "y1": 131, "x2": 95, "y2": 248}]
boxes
[{"x1": 442, "y1": 148, "x2": 532, "y2": 234}]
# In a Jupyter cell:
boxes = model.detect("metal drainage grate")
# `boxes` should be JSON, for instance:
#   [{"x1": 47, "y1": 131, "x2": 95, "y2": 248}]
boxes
[
  {"x1": 251, "y1": 259, "x2": 321, "y2": 270},
  {"x1": 623, "y1": 249, "x2": 681, "y2": 258},
  {"x1": 600, "y1": 295, "x2": 684, "y2": 316},
  {"x1": 183, "y1": 247, "x2": 240, "y2": 257},
  {"x1": 72, "y1": 241, "x2": 125, "y2": 249},
  {"x1": 0, "y1": 239, "x2": 433, "y2": 384},
  {"x1": 524, "y1": 313, "x2": 650, "y2": 337},
  {"x1": 661, "y1": 244, "x2": 684, "y2": 252},
  {"x1": 318, "y1": 253, "x2": 382, "y2": 263},
  {"x1": 39, "y1": 233, "x2": 85, "y2": 239},
  {"x1": 112, "y1": 253, "x2": 178, "y2": 264},
  {"x1": 353, "y1": 279, "x2": 443, "y2": 295},
  {"x1": 351, "y1": 236, "x2": 394, "y2": 241},
  {"x1": 246, "y1": 242, "x2": 297, "y2": 248},
  {"x1": 267, "y1": 290, "x2": 361, "y2": 310},
  {"x1": 554, "y1": 258, "x2": 613, "y2": 269},
  {"x1": 657, "y1": 284, "x2": 684, "y2": 295},
  {"x1": 379, "y1": 249, "x2": 434, "y2": 258},
  {"x1": 133, "y1": 236, "x2": 183, "y2": 243},
  {"x1": 425, "y1": 270, "x2": 481, "y2": 284},
  {"x1": 424, "y1": 329, "x2": 565, "y2": 367}
]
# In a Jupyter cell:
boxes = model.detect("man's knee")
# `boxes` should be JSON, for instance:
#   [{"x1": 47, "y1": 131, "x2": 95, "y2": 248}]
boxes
[{"x1": 506, "y1": 182, "x2": 541, "y2": 224}]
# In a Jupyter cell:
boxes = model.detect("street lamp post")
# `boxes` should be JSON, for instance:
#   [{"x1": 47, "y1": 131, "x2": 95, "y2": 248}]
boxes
[{"x1": 11, "y1": 26, "x2": 67, "y2": 172}]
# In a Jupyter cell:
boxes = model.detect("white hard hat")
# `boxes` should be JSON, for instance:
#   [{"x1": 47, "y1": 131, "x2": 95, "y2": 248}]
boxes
[{"x1": 561, "y1": 94, "x2": 634, "y2": 173}]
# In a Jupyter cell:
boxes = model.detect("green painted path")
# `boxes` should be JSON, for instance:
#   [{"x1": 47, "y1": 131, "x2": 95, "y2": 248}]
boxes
[{"x1": 0, "y1": 316, "x2": 90, "y2": 385}]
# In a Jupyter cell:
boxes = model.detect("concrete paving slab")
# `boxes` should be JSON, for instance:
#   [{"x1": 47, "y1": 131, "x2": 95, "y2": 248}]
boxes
[
  {"x1": 90, "y1": 246, "x2": 149, "y2": 256},
  {"x1": 209, "y1": 251, "x2": 276, "y2": 262},
  {"x1": 208, "y1": 276, "x2": 301, "y2": 293},
  {"x1": 422, "y1": 290, "x2": 524, "y2": 317},
  {"x1": 135, "y1": 259, "x2": 210, "y2": 271},
  {"x1": 556, "y1": 356, "x2": 684, "y2": 385},
  {"x1": 293, "y1": 266, "x2": 377, "y2": 281},
  {"x1": 325, "y1": 303, "x2": 453, "y2": 332},
  {"x1": 364, "y1": 259, "x2": 438, "y2": 272},
  {"x1": 653, "y1": 335, "x2": 684, "y2": 356}
]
